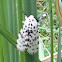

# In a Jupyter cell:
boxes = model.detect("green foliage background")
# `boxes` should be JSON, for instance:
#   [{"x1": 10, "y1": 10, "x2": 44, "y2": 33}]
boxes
[{"x1": 0, "y1": 0, "x2": 62, "y2": 62}]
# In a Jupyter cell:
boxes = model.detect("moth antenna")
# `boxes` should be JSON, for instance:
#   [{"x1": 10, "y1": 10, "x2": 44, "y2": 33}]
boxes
[
  {"x1": 38, "y1": 13, "x2": 48, "y2": 21},
  {"x1": 21, "y1": 10, "x2": 27, "y2": 16},
  {"x1": 34, "y1": 16, "x2": 39, "y2": 22},
  {"x1": 35, "y1": 18, "x2": 39, "y2": 22}
]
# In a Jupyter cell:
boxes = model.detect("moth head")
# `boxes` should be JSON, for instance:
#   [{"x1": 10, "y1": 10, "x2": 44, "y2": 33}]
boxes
[
  {"x1": 21, "y1": 10, "x2": 48, "y2": 23},
  {"x1": 21, "y1": 10, "x2": 39, "y2": 22}
]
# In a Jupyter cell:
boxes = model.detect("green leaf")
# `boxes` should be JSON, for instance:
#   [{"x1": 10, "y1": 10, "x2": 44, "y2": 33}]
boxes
[
  {"x1": 16, "y1": 0, "x2": 25, "y2": 62},
  {"x1": 0, "y1": 0, "x2": 10, "y2": 62},
  {"x1": 57, "y1": 23, "x2": 61, "y2": 62},
  {"x1": 39, "y1": 37, "x2": 44, "y2": 61},
  {"x1": 8, "y1": 0, "x2": 19, "y2": 62},
  {"x1": 0, "y1": 35, "x2": 4, "y2": 62},
  {"x1": 0, "y1": 24, "x2": 16, "y2": 47}
]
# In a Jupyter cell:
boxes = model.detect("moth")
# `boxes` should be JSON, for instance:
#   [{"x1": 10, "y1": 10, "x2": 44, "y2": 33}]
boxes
[{"x1": 17, "y1": 12, "x2": 48, "y2": 55}]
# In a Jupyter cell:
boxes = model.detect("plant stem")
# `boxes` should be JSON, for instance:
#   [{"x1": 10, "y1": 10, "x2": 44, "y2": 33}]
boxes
[
  {"x1": 8, "y1": 0, "x2": 19, "y2": 62},
  {"x1": 49, "y1": 0, "x2": 53, "y2": 62},
  {"x1": 16, "y1": 0, "x2": 25, "y2": 62},
  {"x1": 0, "y1": 35, "x2": 4, "y2": 62},
  {"x1": 23, "y1": 0, "x2": 39, "y2": 62},
  {"x1": 0, "y1": 0, "x2": 10, "y2": 62},
  {"x1": 16, "y1": 0, "x2": 23, "y2": 32},
  {"x1": 57, "y1": 23, "x2": 61, "y2": 62}
]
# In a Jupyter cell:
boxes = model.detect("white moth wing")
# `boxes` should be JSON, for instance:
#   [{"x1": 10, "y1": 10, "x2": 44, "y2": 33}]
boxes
[
  {"x1": 17, "y1": 15, "x2": 39, "y2": 55},
  {"x1": 17, "y1": 34, "x2": 25, "y2": 51}
]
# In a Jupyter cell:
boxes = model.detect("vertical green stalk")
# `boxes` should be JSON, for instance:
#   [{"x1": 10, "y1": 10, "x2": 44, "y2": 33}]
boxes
[
  {"x1": 57, "y1": 23, "x2": 61, "y2": 62},
  {"x1": 23, "y1": 0, "x2": 37, "y2": 17},
  {"x1": 12, "y1": 0, "x2": 19, "y2": 62},
  {"x1": 16, "y1": 0, "x2": 23, "y2": 31},
  {"x1": 8, "y1": 0, "x2": 15, "y2": 62},
  {"x1": 8, "y1": 0, "x2": 19, "y2": 62},
  {"x1": 49, "y1": 0, "x2": 53, "y2": 62},
  {"x1": 0, "y1": 1, "x2": 4, "y2": 62},
  {"x1": 23, "y1": 0, "x2": 39, "y2": 62},
  {"x1": 23, "y1": 0, "x2": 31, "y2": 16},
  {"x1": 16, "y1": 0, "x2": 25, "y2": 62},
  {"x1": 30, "y1": 0, "x2": 37, "y2": 17},
  {"x1": 0, "y1": 0, "x2": 10, "y2": 62},
  {"x1": 0, "y1": 35, "x2": 4, "y2": 62}
]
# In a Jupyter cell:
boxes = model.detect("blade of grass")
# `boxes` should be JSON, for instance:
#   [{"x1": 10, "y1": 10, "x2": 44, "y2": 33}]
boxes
[
  {"x1": 48, "y1": 0, "x2": 53, "y2": 62},
  {"x1": 30, "y1": 0, "x2": 37, "y2": 17},
  {"x1": 16, "y1": 0, "x2": 23, "y2": 31},
  {"x1": 23, "y1": 0, "x2": 39, "y2": 62},
  {"x1": 1, "y1": 38, "x2": 10, "y2": 62},
  {"x1": 0, "y1": 1, "x2": 4, "y2": 62},
  {"x1": 0, "y1": 0, "x2": 10, "y2": 62},
  {"x1": 0, "y1": 24, "x2": 25, "y2": 55},
  {"x1": 0, "y1": 24, "x2": 16, "y2": 47},
  {"x1": 0, "y1": 35, "x2": 4, "y2": 62},
  {"x1": 12, "y1": 0, "x2": 19, "y2": 62},
  {"x1": 8, "y1": 0, "x2": 15, "y2": 61},
  {"x1": 8, "y1": 0, "x2": 19, "y2": 62},
  {"x1": 39, "y1": 37, "x2": 44, "y2": 61},
  {"x1": 23, "y1": 0, "x2": 31, "y2": 16},
  {"x1": 57, "y1": 23, "x2": 61, "y2": 62},
  {"x1": 16, "y1": 0, "x2": 25, "y2": 62}
]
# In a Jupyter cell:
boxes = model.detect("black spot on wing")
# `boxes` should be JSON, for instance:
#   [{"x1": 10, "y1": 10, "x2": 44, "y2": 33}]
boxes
[
  {"x1": 30, "y1": 43, "x2": 33, "y2": 44},
  {"x1": 33, "y1": 26, "x2": 35, "y2": 29},
  {"x1": 23, "y1": 31, "x2": 24, "y2": 33},
  {"x1": 29, "y1": 19, "x2": 30, "y2": 20},
  {"x1": 31, "y1": 24, "x2": 32, "y2": 26},
  {"x1": 26, "y1": 30, "x2": 28, "y2": 32},
  {"x1": 32, "y1": 49, "x2": 34, "y2": 50},
  {"x1": 38, "y1": 41, "x2": 39, "y2": 44},
  {"x1": 21, "y1": 34, "x2": 24, "y2": 38},
  {"x1": 36, "y1": 48, "x2": 38, "y2": 49},
  {"x1": 23, "y1": 43, "x2": 31, "y2": 48},
  {"x1": 25, "y1": 25, "x2": 27, "y2": 27},
  {"x1": 32, "y1": 19, "x2": 34, "y2": 21},
  {"x1": 24, "y1": 28, "x2": 25, "y2": 30},
  {"x1": 25, "y1": 39, "x2": 31, "y2": 42},
  {"x1": 29, "y1": 21, "x2": 31, "y2": 22},
  {"x1": 34, "y1": 30, "x2": 36, "y2": 32},
  {"x1": 36, "y1": 36, "x2": 39, "y2": 39},
  {"x1": 30, "y1": 30, "x2": 33, "y2": 33},
  {"x1": 25, "y1": 39, "x2": 29, "y2": 41},
  {"x1": 28, "y1": 23, "x2": 30, "y2": 26},
  {"x1": 20, "y1": 46, "x2": 21, "y2": 47},
  {"x1": 33, "y1": 37, "x2": 36, "y2": 41},
  {"x1": 23, "y1": 41, "x2": 25, "y2": 43},
  {"x1": 29, "y1": 34, "x2": 32, "y2": 38},
  {"x1": 25, "y1": 29, "x2": 30, "y2": 35},
  {"x1": 28, "y1": 32, "x2": 30, "y2": 35},
  {"x1": 36, "y1": 30, "x2": 38, "y2": 33}
]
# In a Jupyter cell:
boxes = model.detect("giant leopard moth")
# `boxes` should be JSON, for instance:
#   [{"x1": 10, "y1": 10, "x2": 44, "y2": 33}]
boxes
[{"x1": 17, "y1": 12, "x2": 48, "y2": 55}]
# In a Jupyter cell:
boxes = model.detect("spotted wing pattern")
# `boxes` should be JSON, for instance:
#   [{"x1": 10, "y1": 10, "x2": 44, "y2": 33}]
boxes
[{"x1": 17, "y1": 15, "x2": 40, "y2": 55}]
